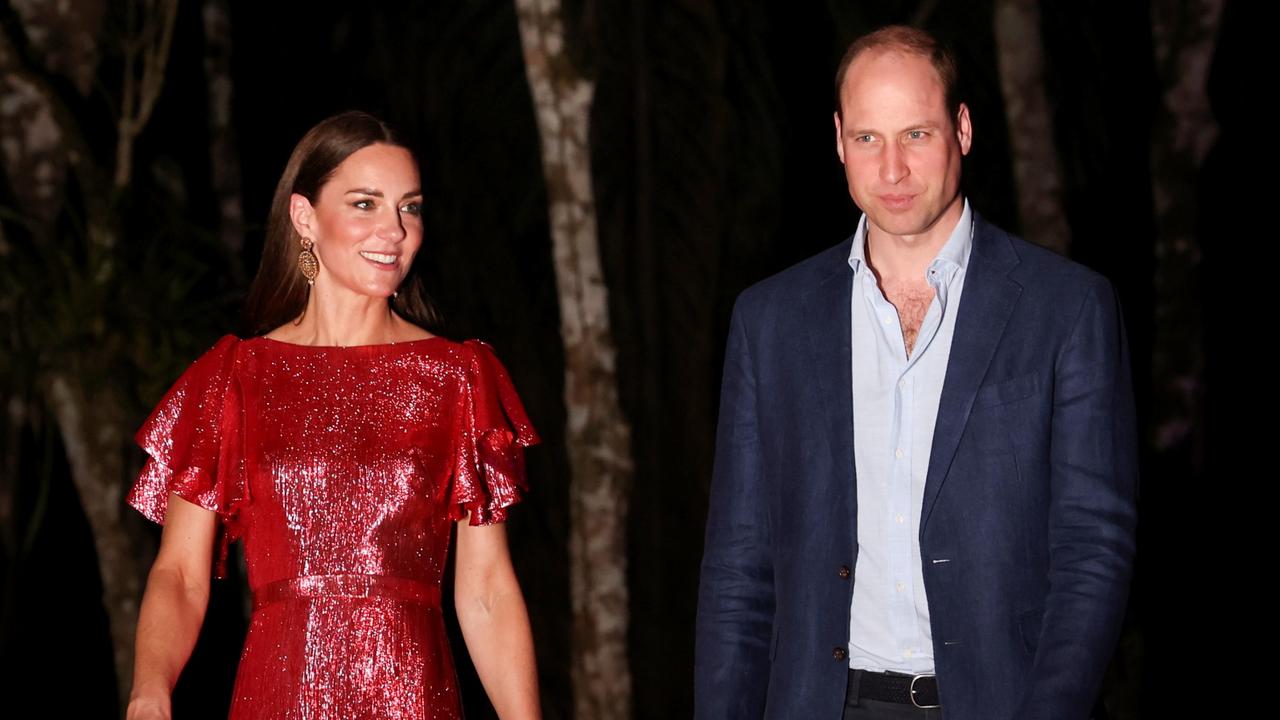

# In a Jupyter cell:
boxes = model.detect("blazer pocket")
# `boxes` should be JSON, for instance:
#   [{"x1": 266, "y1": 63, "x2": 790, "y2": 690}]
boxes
[{"x1": 973, "y1": 372, "x2": 1038, "y2": 410}]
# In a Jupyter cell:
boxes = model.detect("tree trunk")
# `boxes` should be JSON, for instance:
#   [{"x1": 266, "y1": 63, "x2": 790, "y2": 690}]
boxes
[
  {"x1": 46, "y1": 374, "x2": 144, "y2": 711},
  {"x1": 514, "y1": 1, "x2": 634, "y2": 718},
  {"x1": 0, "y1": 394, "x2": 30, "y2": 639},
  {"x1": 113, "y1": 0, "x2": 177, "y2": 190},
  {"x1": 0, "y1": 0, "x2": 105, "y2": 229},
  {"x1": 201, "y1": 0, "x2": 245, "y2": 263},
  {"x1": 1148, "y1": 0, "x2": 1221, "y2": 456},
  {"x1": 994, "y1": 0, "x2": 1070, "y2": 254}
]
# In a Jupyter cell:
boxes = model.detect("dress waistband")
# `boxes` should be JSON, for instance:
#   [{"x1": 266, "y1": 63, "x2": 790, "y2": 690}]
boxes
[{"x1": 252, "y1": 573, "x2": 442, "y2": 611}]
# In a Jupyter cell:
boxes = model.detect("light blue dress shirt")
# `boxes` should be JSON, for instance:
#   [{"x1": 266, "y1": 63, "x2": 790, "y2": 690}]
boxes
[{"x1": 846, "y1": 200, "x2": 973, "y2": 674}]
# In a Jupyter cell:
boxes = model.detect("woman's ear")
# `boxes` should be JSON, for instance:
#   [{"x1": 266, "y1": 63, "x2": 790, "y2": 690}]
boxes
[{"x1": 289, "y1": 194, "x2": 316, "y2": 240}]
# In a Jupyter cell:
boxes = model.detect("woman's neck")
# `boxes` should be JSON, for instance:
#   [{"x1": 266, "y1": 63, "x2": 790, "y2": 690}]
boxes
[{"x1": 278, "y1": 286, "x2": 403, "y2": 347}]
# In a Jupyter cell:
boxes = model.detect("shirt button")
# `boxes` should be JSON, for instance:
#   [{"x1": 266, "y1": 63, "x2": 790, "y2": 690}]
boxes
[
  {"x1": 896, "y1": 515, "x2": 905, "y2": 524},
  {"x1": 883, "y1": 316, "x2": 894, "y2": 325},
  {"x1": 838, "y1": 565, "x2": 851, "y2": 579},
  {"x1": 833, "y1": 647, "x2": 848, "y2": 661},
  {"x1": 895, "y1": 448, "x2": 904, "y2": 459},
  {"x1": 896, "y1": 582, "x2": 905, "y2": 592}
]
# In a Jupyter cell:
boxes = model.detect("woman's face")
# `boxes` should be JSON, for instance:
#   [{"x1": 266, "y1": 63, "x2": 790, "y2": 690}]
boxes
[{"x1": 293, "y1": 143, "x2": 423, "y2": 301}]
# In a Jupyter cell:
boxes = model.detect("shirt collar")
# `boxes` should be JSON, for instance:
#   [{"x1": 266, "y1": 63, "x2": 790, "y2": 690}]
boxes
[{"x1": 848, "y1": 198, "x2": 973, "y2": 284}]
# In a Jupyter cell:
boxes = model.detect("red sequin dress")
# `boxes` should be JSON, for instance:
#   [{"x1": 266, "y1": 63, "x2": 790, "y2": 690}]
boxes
[{"x1": 127, "y1": 335, "x2": 538, "y2": 720}]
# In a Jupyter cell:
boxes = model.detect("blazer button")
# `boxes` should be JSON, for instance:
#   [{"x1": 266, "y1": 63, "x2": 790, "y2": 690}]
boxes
[
  {"x1": 833, "y1": 647, "x2": 847, "y2": 661},
  {"x1": 837, "y1": 565, "x2": 851, "y2": 579}
]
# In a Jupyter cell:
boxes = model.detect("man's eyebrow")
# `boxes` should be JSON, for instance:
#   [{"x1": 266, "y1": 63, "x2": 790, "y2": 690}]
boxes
[{"x1": 845, "y1": 122, "x2": 939, "y2": 136}]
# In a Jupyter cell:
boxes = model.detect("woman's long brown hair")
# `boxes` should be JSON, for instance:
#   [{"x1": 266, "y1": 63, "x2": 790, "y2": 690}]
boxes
[{"x1": 241, "y1": 111, "x2": 438, "y2": 336}]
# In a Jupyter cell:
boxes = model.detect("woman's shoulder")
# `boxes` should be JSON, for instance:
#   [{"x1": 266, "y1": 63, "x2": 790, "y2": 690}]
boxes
[
  {"x1": 202, "y1": 333, "x2": 243, "y2": 354},
  {"x1": 180, "y1": 334, "x2": 243, "y2": 377},
  {"x1": 138, "y1": 334, "x2": 244, "y2": 454}
]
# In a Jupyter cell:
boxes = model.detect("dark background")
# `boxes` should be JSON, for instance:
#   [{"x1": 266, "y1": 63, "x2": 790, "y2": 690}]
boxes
[{"x1": 1, "y1": 0, "x2": 1245, "y2": 717}]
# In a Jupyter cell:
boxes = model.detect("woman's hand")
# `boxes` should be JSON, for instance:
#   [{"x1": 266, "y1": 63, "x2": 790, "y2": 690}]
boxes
[{"x1": 125, "y1": 693, "x2": 171, "y2": 720}]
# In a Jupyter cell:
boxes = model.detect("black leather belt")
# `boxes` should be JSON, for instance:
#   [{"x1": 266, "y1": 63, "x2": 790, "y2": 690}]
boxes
[{"x1": 851, "y1": 669, "x2": 941, "y2": 709}]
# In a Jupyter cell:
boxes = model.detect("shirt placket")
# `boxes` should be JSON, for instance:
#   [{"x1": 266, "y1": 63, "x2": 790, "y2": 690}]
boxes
[{"x1": 865, "y1": 282, "x2": 920, "y2": 664}]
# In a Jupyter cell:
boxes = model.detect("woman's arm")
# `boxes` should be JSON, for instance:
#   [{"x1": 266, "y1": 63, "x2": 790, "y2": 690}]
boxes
[
  {"x1": 127, "y1": 494, "x2": 218, "y2": 720},
  {"x1": 454, "y1": 519, "x2": 540, "y2": 720}
]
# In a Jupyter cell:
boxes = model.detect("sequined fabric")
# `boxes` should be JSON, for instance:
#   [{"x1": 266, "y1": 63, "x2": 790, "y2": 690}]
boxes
[{"x1": 128, "y1": 335, "x2": 539, "y2": 720}]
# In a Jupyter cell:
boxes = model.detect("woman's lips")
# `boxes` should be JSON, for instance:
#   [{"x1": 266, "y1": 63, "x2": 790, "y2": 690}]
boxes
[{"x1": 359, "y1": 250, "x2": 399, "y2": 269}]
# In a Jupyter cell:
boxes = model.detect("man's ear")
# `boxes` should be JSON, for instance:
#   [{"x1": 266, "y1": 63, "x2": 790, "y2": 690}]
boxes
[
  {"x1": 834, "y1": 111, "x2": 846, "y2": 164},
  {"x1": 955, "y1": 103, "x2": 973, "y2": 156}
]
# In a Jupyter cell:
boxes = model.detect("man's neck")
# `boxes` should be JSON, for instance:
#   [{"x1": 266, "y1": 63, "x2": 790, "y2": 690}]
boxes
[{"x1": 864, "y1": 197, "x2": 965, "y2": 285}]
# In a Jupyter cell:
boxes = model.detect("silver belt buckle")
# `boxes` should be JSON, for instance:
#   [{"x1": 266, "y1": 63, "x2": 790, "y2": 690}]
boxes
[{"x1": 909, "y1": 674, "x2": 940, "y2": 709}]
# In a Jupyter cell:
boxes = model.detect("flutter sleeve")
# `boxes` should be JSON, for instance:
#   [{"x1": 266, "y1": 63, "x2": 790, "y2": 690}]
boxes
[
  {"x1": 448, "y1": 339, "x2": 540, "y2": 525},
  {"x1": 127, "y1": 334, "x2": 248, "y2": 573}
]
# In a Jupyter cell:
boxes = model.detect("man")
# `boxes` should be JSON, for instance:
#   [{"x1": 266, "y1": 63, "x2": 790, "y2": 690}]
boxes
[{"x1": 694, "y1": 26, "x2": 1137, "y2": 720}]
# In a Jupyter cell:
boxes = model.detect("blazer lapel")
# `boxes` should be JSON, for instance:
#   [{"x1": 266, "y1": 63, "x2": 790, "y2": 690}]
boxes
[
  {"x1": 920, "y1": 216, "x2": 1023, "y2": 531},
  {"x1": 802, "y1": 241, "x2": 857, "y2": 540}
]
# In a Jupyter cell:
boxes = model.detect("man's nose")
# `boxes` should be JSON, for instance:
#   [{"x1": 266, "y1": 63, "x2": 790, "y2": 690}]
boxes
[{"x1": 880, "y1": 143, "x2": 909, "y2": 184}]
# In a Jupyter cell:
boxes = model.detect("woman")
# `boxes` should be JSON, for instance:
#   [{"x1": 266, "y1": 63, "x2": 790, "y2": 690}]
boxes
[{"x1": 125, "y1": 112, "x2": 541, "y2": 720}]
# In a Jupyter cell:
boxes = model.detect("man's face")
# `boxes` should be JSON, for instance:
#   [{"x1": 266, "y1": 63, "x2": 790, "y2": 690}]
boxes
[{"x1": 834, "y1": 50, "x2": 971, "y2": 244}]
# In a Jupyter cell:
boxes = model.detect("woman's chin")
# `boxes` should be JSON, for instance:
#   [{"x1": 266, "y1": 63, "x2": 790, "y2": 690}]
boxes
[{"x1": 355, "y1": 279, "x2": 403, "y2": 299}]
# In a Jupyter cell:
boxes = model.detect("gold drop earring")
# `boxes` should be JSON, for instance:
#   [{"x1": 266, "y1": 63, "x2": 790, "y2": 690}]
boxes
[{"x1": 298, "y1": 237, "x2": 319, "y2": 284}]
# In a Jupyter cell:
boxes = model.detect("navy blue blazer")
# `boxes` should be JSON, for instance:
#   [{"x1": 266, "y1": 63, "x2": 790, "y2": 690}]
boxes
[{"x1": 694, "y1": 214, "x2": 1138, "y2": 720}]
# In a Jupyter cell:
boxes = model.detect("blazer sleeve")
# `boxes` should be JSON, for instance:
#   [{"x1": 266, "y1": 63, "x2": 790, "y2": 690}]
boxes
[
  {"x1": 694, "y1": 297, "x2": 775, "y2": 719},
  {"x1": 1016, "y1": 277, "x2": 1139, "y2": 720}
]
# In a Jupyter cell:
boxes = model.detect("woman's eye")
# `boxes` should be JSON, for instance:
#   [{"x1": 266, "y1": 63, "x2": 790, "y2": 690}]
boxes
[
  {"x1": 353, "y1": 199, "x2": 374, "y2": 210},
  {"x1": 401, "y1": 202, "x2": 422, "y2": 216}
]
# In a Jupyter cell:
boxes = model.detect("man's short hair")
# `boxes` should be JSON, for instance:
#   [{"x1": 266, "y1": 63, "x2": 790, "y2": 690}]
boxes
[{"x1": 834, "y1": 25, "x2": 961, "y2": 121}]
